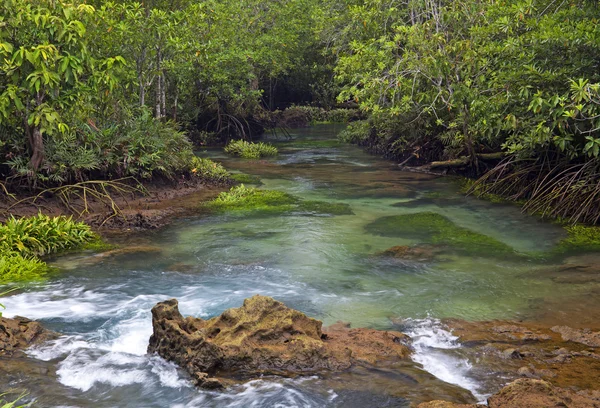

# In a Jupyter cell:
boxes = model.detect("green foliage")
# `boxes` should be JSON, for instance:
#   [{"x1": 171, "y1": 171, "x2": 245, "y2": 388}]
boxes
[
  {"x1": 0, "y1": 214, "x2": 98, "y2": 284},
  {"x1": 0, "y1": 253, "x2": 47, "y2": 284},
  {"x1": 189, "y1": 157, "x2": 231, "y2": 184},
  {"x1": 0, "y1": 393, "x2": 28, "y2": 408},
  {"x1": 338, "y1": 120, "x2": 371, "y2": 144},
  {"x1": 205, "y1": 184, "x2": 352, "y2": 216},
  {"x1": 0, "y1": 214, "x2": 97, "y2": 257},
  {"x1": 365, "y1": 212, "x2": 516, "y2": 257},
  {"x1": 224, "y1": 140, "x2": 278, "y2": 159},
  {"x1": 557, "y1": 224, "x2": 600, "y2": 253}
]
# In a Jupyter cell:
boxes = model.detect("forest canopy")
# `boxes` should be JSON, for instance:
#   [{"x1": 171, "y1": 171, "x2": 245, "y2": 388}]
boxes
[{"x1": 1, "y1": 0, "x2": 599, "y2": 222}]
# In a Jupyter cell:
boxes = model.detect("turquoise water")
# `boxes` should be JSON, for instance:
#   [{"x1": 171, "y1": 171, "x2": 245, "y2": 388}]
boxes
[{"x1": 2, "y1": 125, "x2": 598, "y2": 406}]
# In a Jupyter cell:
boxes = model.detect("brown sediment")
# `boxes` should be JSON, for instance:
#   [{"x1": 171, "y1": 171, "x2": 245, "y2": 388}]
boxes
[{"x1": 0, "y1": 179, "x2": 227, "y2": 233}]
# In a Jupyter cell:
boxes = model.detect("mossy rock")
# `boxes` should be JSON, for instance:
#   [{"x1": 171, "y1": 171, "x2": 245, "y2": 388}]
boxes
[
  {"x1": 204, "y1": 185, "x2": 352, "y2": 217},
  {"x1": 365, "y1": 212, "x2": 516, "y2": 257}
]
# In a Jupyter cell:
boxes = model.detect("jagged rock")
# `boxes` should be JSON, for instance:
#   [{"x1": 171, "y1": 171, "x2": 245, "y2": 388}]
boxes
[
  {"x1": 551, "y1": 326, "x2": 600, "y2": 347},
  {"x1": 0, "y1": 316, "x2": 58, "y2": 356},
  {"x1": 147, "y1": 295, "x2": 411, "y2": 388}
]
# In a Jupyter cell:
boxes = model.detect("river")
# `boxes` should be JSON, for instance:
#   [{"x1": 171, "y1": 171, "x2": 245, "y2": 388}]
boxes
[{"x1": 2, "y1": 124, "x2": 599, "y2": 407}]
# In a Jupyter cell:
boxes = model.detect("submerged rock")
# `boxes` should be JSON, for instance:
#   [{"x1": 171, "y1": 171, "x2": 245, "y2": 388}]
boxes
[
  {"x1": 0, "y1": 316, "x2": 58, "y2": 356},
  {"x1": 377, "y1": 244, "x2": 444, "y2": 261},
  {"x1": 147, "y1": 295, "x2": 410, "y2": 388}
]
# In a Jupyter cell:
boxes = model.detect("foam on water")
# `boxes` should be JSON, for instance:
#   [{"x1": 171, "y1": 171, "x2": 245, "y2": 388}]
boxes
[{"x1": 404, "y1": 318, "x2": 487, "y2": 403}]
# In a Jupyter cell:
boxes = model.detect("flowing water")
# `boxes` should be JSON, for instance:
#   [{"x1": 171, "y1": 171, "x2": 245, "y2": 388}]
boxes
[{"x1": 2, "y1": 125, "x2": 600, "y2": 407}]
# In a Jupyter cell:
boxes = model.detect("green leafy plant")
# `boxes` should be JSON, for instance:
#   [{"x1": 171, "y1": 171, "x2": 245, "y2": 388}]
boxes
[
  {"x1": 224, "y1": 140, "x2": 278, "y2": 159},
  {"x1": 189, "y1": 157, "x2": 231, "y2": 184},
  {"x1": 0, "y1": 214, "x2": 98, "y2": 284}
]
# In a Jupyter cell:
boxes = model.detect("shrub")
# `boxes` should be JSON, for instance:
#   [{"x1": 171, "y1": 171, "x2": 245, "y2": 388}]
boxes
[
  {"x1": 0, "y1": 214, "x2": 97, "y2": 257},
  {"x1": 3, "y1": 109, "x2": 196, "y2": 184},
  {"x1": 0, "y1": 253, "x2": 47, "y2": 284},
  {"x1": 224, "y1": 140, "x2": 278, "y2": 159},
  {"x1": 189, "y1": 157, "x2": 231, "y2": 184},
  {"x1": 0, "y1": 214, "x2": 98, "y2": 284}
]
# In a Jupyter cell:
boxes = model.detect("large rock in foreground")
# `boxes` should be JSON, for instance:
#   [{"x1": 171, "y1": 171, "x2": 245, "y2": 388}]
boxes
[
  {"x1": 147, "y1": 295, "x2": 411, "y2": 388},
  {"x1": 0, "y1": 316, "x2": 57, "y2": 356}
]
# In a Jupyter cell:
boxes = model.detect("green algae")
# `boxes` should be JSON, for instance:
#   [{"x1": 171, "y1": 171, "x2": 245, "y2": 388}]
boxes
[
  {"x1": 365, "y1": 212, "x2": 517, "y2": 257},
  {"x1": 204, "y1": 184, "x2": 352, "y2": 216}
]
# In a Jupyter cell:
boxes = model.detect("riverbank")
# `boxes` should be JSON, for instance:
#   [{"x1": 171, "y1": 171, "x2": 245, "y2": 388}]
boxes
[{"x1": 0, "y1": 179, "x2": 228, "y2": 234}]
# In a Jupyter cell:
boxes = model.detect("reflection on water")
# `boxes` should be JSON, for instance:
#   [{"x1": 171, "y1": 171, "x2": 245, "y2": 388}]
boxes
[{"x1": 1, "y1": 125, "x2": 599, "y2": 407}]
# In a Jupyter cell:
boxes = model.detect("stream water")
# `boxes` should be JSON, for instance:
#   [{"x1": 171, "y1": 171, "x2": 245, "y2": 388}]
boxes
[{"x1": 2, "y1": 125, "x2": 600, "y2": 407}]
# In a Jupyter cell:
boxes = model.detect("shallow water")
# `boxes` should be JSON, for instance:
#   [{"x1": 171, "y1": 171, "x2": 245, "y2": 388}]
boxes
[{"x1": 2, "y1": 125, "x2": 600, "y2": 406}]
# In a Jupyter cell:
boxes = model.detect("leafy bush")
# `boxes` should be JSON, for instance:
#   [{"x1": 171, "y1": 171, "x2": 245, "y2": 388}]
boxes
[
  {"x1": 0, "y1": 214, "x2": 97, "y2": 257},
  {"x1": 0, "y1": 253, "x2": 47, "y2": 284},
  {"x1": 0, "y1": 214, "x2": 98, "y2": 284},
  {"x1": 3, "y1": 110, "x2": 196, "y2": 184},
  {"x1": 224, "y1": 140, "x2": 278, "y2": 159},
  {"x1": 189, "y1": 157, "x2": 231, "y2": 184}
]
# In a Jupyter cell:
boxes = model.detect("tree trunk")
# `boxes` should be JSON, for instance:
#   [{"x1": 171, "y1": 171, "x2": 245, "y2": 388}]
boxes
[
  {"x1": 161, "y1": 75, "x2": 166, "y2": 118},
  {"x1": 156, "y1": 48, "x2": 163, "y2": 118},
  {"x1": 29, "y1": 126, "x2": 45, "y2": 171}
]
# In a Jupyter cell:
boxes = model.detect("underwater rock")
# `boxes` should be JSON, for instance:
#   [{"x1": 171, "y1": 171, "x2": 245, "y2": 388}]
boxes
[
  {"x1": 377, "y1": 244, "x2": 444, "y2": 261},
  {"x1": 147, "y1": 295, "x2": 411, "y2": 388},
  {"x1": 0, "y1": 316, "x2": 58, "y2": 356},
  {"x1": 365, "y1": 212, "x2": 516, "y2": 257}
]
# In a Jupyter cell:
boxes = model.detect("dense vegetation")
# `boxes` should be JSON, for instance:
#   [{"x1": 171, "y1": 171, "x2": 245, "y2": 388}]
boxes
[
  {"x1": 1, "y1": 0, "x2": 599, "y2": 222},
  {"x1": 331, "y1": 0, "x2": 600, "y2": 223},
  {"x1": 0, "y1": 214, "x2": 98, "y2": 283}
]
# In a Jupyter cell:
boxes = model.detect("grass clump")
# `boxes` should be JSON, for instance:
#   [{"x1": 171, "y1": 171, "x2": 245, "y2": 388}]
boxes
[
  {"x1": 365, "y1": 212, "x2": 516, "y2": 256},
  {"x1": 206, "y1": 185, "x2": 297, "y2": 213},
  {"x1": 230, "y1": 173, "x2": 262, "y2": 185},
  {"x1": 555, "y1": 224, "x2": 600, "y2": 253},
  {"x1": 0, "y1": 214, "x2": 98, "y2": 284},
  {"x1": 189, "y1": 157, "x2": 231, "y2": 183},
  {"x1": 205, "y1": 185, "x2": 352, "y2": 216},
  {"x1": 224, "y1": 140, "x2": 278, "y2": 159}
]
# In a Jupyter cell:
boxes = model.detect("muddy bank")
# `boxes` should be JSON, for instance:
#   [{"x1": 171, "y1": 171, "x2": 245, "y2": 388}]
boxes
[{"x1": 0, "y1": 179, "x2": 226, "y2": 233}]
